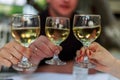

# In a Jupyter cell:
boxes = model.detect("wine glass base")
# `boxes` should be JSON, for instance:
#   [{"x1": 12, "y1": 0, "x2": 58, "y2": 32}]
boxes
[
  {"x1": 76, "y1": 62, "x2": 95, "y2": 68},
  {"x1": 45, "y1": 58, "x2": 66, "y2": 65},
  {"x1": 12, "y1": 62, "x2": 37, "y2": 72}
]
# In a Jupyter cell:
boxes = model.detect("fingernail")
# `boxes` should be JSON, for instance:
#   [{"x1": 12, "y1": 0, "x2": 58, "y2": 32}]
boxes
[
  {"x1": 79, "y1": 56, "x2": 84, "y2": 62},
  {"x1": 80, "y1": 50, "x2": 84, "y2": 55},
  {"x1": 54, "y1": 49, "x2": 60, "y2": 55},
  {"x1": 76, "y1": 56, "x2": 84, "y2": 63},
  {"x1": 59, "y1": 46, "x2": 62, "y2": 51},
  {"x1": 89, "y1": 51, "x2": 92, "y2": 55}
]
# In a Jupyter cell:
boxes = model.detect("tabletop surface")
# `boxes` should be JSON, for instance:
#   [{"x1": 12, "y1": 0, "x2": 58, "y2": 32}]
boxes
[{"x1": 3, "y1": 72, "x2": 118, "y2": 80}]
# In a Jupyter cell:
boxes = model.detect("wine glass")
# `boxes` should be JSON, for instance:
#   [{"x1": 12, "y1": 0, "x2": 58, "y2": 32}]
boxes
[
  {"x1": 73, "y1": 14, "x2": 101, "y2": 68},
  {"x1": 45, "y1": 17, "x2": 70, "y2": 65},
  {"x1": 11, "y1": 14, "x2": 40, "y2": 71}
]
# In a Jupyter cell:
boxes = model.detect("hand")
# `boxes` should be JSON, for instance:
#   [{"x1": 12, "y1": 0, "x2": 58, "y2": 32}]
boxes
[
  {"x1": 75, "y1": 47, "x2": 86, "y2": 63},
  {"x1": 76, "y1": 42, "x2": 116, "y2": 72},
  {"x1": 29, "y1": 35, "x2": 62, "y2": 65},
  {"x1": 0, "y1": 41, "x2": 31, "y2": 67},
  {"x1": 86, "y1": 42, "x2": 117, "y2": 73}
]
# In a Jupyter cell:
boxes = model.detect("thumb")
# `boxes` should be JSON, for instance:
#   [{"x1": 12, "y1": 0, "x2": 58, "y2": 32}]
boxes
[{"x1": 88, "y1": 42, "x2": 99, "y2": 52}]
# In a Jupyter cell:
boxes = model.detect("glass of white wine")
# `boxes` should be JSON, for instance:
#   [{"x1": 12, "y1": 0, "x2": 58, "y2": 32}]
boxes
[
  {"x1": 73, "y1": 14, "x2": 101, "y2": 68},
  {"x1": 45, "y1": 17, "x2": 70, "y2": 65},
  {"x1": 11, "y1": 14, "x2": 40, "y2": 71}
]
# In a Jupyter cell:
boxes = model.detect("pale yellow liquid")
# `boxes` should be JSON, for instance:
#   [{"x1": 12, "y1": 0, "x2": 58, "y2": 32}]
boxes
[
  {"x1": 11, "y1": 27, "x2": 40, "y2": 45},
  {"x1": 73, "y1": 26, "x2": 101, "y2": 44},
  {"x1": 45, "y1": 27, "x2": 70, "y2": 45}
]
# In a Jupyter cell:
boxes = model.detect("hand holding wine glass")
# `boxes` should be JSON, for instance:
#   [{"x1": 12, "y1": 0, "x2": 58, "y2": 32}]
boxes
[
  {"x1": 73, "y1": 14, "x2": 101, "y2": 68},
  {"x1": 11, "y1": 14, "x2": 40, "y2": 71},
  {"x1": 45, "y1": 17, "x2": 70, "y2": 65}
]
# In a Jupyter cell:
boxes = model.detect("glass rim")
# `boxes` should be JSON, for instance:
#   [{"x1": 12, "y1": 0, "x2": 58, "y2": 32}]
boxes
[
  {"x1": 46, "y1": 17, "x2": 70, "y2": 20},
  {"x1": 74, "y1": 14, "x2": 101, "y2": 17},
  {"x1": 12, "y1": 14, "x2": 40, "y2": 18}
]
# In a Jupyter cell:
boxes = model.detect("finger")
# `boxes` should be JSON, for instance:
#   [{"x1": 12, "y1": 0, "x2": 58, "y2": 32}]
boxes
[
  {"x1": 4, "y1": 41, "x2": 30, "y2": 58},
  {"x1": 38, "y1": 35, "x2": 61, "y2": 54},
  {"x1": 5, "y1": 46, "x2": 22, "y2": 61},
  {"x1": 58, "y1": 46, "x2": 62, "y2": 51},
  {"x1": 0, "y1": 57, "x2": 12, "y2": 67},
  {"x1": 33, "y1": 46, "x2": 50, "y2": 58},
  {"x1": 30, "y1": 35, "x2": 61, "y2": 56},
  {"x1": 88, "y1": 42, "x2": 99, "y2": 51},
  {"x1": 37, "y1": 42, "x2": 54, "y2": 56},
  {"x1": 53, "y1": 46, "x2": 63, "y2": 55},
  {"x1": 89, "y1": 52, "x2": 96, "y2": 59},
  {"x1": 30, "y1": 42, "x2": 54, "y2": 57},
  {"x1": 76, "y1": 50, "x2": 80, "y2": 56},
  {"x1": 23, "y1": 48, "x2": 31, "y2": 58},
  {"x1": 86, "y1": 50, "x2": 92, "y2": 58},
  {"x1": 80, "y1": 47, "x2": 86, "y2": 56},
  {"x1": 14, "y1": 45, "x2": 31, "y2": 58},
  {"x1": 75, "y1": 49, "x2": 85, "y2": 62},
  {"x1": 0, "y1": 48, "x2": 18, "y2": 64},
  {"x1": 76, "y1": 56, "x2": 84, "y2": 63},
  {"x1": 45, "y1": 41, "x2": 62, "y2": 55}
]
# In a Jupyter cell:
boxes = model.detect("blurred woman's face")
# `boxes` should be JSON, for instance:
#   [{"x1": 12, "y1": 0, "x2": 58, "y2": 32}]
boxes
[{"x1": 47, "y1": 0, "x2": 78, "y2": 17}]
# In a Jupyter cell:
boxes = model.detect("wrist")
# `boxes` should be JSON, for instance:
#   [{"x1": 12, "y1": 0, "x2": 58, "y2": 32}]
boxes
[{"x1": 109, "y1": 59, "x2": 120, "y2": 79}]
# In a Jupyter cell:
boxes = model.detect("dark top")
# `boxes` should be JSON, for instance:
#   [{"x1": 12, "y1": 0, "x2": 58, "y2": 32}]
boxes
[{"x1": 38, "y1": 9, "x2": 82, "y2": 65}]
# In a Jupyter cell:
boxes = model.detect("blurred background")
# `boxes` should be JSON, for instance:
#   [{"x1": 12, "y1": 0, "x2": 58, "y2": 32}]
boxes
[{"x1": 0, "y1": 0, "x2": 120, "y2": 72}]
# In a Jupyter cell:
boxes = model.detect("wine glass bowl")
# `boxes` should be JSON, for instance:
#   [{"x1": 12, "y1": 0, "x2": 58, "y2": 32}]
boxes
[
  {"x1": 11, "y1": 14, "x2": 40, "y2": 71},
  {"x1": 73, "y1": 14, "x2": 101, "y2": 68},
  {"x1": 45, "y1": 17, "x2": 70, "y2": 65}
]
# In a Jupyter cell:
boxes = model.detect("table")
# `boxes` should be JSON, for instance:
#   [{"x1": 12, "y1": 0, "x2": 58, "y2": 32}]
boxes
[{"x1": 6, "y1": 72, "x2": 119, "y2": 80}]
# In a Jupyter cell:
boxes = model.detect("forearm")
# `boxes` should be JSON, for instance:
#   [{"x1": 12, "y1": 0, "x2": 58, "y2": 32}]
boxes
[{"x1": 109, "y1": 59, "x2": 120, "y2": 79}]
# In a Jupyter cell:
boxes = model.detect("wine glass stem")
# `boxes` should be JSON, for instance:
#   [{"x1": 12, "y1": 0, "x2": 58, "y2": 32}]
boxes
[
  {"x1": 53, "y1": 54, "x2": 59, "y2": 60},
  {"x1": 21, "y1": 44, "x2": 29, "y2": 65},
  {"x1": 53, "y1": 43, "x2": 60, "y2": 60},
  {"x1": 21, "y1": 56, "x2": 29, "y2": 65},
  {"x1": 83, "y1": 42, "x2": 91, "y2": 63},
  {"x1": 83, "y1": 56, "x2": 89, "y2": 63}
]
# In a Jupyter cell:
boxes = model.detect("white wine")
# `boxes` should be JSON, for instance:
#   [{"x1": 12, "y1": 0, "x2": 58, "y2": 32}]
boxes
[
  {"x1": 11, "y1": 27, "x2": 40, "y2": 45},
  {"x1": 46, "y1": 27, "x2": 70, "y2": 45},
  {"x1": 73, "y1": 26, "x2": 101, "y2": 44}
]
